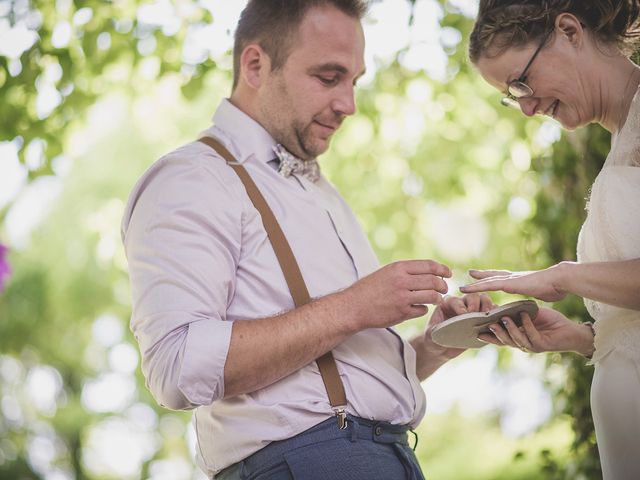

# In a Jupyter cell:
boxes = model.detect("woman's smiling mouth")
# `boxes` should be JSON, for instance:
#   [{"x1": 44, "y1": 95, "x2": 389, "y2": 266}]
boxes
[{"x1": 545, "y1": 99, "x2": 560, "y2": 118}]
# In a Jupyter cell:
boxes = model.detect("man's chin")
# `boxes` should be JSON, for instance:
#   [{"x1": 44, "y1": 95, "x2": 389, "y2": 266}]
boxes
[{"x1": 303, "y1": 137, "x2": 331, "y2": 158}]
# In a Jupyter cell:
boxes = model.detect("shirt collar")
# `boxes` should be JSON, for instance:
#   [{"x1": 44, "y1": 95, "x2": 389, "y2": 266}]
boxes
[{"x1": 200, "y1": 98, "x2": 277, "y2": 165}]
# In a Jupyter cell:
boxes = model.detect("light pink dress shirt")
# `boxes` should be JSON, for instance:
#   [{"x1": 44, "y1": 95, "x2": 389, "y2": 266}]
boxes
[{"x1": 121, "y1": 99, "x2": 427, "y2": 477}]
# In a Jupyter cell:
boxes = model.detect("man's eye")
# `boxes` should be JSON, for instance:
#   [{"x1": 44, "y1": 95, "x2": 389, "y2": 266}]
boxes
[{"x1": 318, "y1": 76, "x2": 338, "y2": 85}]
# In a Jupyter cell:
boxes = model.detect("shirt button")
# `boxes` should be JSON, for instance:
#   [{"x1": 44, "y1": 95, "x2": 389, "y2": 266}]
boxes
[{"x1": 374, "y1": 426, "x2": 382, "y2": 436}]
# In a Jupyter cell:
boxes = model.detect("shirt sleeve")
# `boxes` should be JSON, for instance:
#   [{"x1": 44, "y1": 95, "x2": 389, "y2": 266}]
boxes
[{"x1": 122, "y1": 146, "x2": 243, "y2": 410}]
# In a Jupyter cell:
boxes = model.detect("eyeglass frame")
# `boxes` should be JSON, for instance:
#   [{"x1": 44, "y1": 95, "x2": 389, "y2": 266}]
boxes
[{"x1": 501, "y1": 29, "x2": 554, "y2": 108}]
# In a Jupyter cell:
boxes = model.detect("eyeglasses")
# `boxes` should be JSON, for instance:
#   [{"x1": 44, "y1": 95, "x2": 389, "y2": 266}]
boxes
[{"x1": 501, "y1": 30, "x2": 553, "y2": 109}]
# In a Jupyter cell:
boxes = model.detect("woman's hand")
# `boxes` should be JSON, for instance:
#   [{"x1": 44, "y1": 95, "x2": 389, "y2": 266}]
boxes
[
  {"x1": 459, "y1": 266, "x2": 567, "y2": 302},
  {"x1": 461, "y1": 259, "x2": 640, "y2": 311},
  {"x1": 477, "y1": 307, "x2": 595, "y2": 357}
]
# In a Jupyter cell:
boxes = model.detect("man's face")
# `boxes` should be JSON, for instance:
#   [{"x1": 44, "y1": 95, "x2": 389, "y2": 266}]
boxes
[{"x1": 257, "y1": 5, "x2": 366, "y2": 160}]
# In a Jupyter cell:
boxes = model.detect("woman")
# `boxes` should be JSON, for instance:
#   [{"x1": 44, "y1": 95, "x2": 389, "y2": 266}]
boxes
[{"x1": 460, "y1": 1, "x2": 640, "y2": 478}]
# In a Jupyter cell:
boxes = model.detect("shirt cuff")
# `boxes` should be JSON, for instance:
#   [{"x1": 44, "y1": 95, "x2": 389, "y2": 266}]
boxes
[{"x1": 177, "y1": 317, "x2": 234, "y2": 406}]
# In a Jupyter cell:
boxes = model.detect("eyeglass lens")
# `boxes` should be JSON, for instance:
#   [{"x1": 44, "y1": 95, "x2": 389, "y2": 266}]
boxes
[{"x1": 507, "y1": 81, "x2": 534, "y2": 99}]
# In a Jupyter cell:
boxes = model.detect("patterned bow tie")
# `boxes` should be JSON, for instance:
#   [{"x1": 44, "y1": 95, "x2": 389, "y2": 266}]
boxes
[{"x1": 273, "y1": 144, "x2": 320, "y2": 183}]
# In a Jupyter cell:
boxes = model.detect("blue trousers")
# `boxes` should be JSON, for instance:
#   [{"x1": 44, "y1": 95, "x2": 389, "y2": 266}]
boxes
[{"x1": 215, "y1": 415, "x2": 425, "y2": 480}]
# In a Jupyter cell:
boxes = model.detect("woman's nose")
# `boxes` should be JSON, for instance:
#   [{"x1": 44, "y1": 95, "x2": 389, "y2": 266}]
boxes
[{"x1": 517, "y1": 97, "x2": 538, "y2": 117}]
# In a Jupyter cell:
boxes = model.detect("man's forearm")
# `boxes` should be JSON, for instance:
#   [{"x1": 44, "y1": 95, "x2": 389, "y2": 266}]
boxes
[
  {"x1": 223, "y1": 259, "x2": 452, "y2": 398},
  {"x1": 223, "y1": 290, "x2": 359, "y2": 398},
  {"x1": 409, "y1": 335, "x2": 450, "y2": 382}
]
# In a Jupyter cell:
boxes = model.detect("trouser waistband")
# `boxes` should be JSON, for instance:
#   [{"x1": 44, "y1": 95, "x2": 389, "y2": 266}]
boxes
[{"x1": 216, "y1": 415, "x2": 414, "y2": 478}]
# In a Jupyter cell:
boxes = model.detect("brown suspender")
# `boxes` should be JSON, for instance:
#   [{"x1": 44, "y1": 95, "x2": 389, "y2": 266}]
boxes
[{"x1": 198, "y1": 136, "x2": 348, "y2": 429}]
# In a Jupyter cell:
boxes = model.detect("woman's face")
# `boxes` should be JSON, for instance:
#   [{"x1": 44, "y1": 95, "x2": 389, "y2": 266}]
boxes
[{"x1": 475, "y1": 27, "x2": 596, "y2": 131}]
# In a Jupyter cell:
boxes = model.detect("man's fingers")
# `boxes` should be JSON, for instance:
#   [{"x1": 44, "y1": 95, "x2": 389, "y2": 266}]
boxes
[
  {"x1": 408, "y1": 304, "x2": 429, "y2": 318},
  {"x1": 404, "y1": 259, "x2": 452, "y2": 278},
  {"x1": 410, "y1": 290, "x2": 443, "y2": 306},
  {"x1": 407, "y1": 275, "x2": 449, "y2": 295},
  {"x1": 442, "y1": 296, "x2": 468, "y2": 316},
  {"x1": 462, "y1": 293, "x2": 480, "y2": 312},
  {"x1": 456, "y1": 293, "x2": 494, "y2": 314},
  {"x1": 479, "y1": 293, "x2": 494, "y2": 312}
]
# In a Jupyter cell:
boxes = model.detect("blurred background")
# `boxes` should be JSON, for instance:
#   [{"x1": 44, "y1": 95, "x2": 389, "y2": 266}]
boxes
[{"x1": 0, "y1": 0, "x2": 610, "y2": 478}]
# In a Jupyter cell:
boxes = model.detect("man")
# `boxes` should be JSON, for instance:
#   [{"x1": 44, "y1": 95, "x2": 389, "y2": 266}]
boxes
[{"x1": 122, "y1": 1, "x2": 491, "y2": 478}]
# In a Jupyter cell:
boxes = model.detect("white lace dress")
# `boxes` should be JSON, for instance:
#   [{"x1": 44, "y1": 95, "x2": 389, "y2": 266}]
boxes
[{"x1": 576, "y1": 85, "x2": 640, "y2": 480}]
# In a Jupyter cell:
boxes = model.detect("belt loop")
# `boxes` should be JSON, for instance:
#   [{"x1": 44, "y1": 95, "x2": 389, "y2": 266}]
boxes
[
  {"x1": 239, "y1": 460, "x2": 248, "y2": 480},
  {"x1": 350, "y1": 417, "x2": 359, "y2": 443},
  {"x1": 409, "y1": 429, "x2": 419, "y2": 451}
]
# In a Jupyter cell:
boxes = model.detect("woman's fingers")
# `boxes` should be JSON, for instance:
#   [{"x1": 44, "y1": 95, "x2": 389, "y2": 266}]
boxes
[
  {"x1": 477, "y1": 332, "x2": 501, "y2": 345},
  {"x1": 479, "y1": 312, "x2": 546, "y2": 353},
  {"x1": 519, "y1": 312, "x2": 543, "y2": 351},
  {"x1": 460, "y1": 278, "x2": 507, "y2": 294},
  {"x1": 500, "y1": 316, "x2": 533, "y2": 352},
  {"x1": 484, "y1": 316, "x2": 539, "y2": 353},
  {"x1": 468, "y1": 269, "x2": 512, "y2": 280},
  {"x1": 486, "y1": 322, "x2": 514, "y2": 346}
]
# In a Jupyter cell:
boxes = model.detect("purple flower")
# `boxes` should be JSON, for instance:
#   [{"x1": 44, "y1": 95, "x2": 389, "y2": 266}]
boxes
[{"x1": 0, "y1": 243, "x2": 11, "y2": 292}]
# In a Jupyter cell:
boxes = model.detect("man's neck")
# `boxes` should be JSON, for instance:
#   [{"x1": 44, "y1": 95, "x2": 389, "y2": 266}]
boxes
[{"x1": 229, "y1": 89, "x2": 256, "y2": 121}]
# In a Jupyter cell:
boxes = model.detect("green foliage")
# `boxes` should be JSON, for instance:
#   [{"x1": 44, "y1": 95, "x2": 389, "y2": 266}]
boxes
[
  {"x1": 0, "y1": 0, "x2": 216, "y2": 184},
  {"x1": 416, "y1": 411, "x2": 574, "y2": 480}
]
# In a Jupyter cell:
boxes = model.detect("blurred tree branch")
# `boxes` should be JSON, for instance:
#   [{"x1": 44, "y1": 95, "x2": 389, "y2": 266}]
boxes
[{"x1": 1, "y1": 0, "x2": 217, "y2": 180}]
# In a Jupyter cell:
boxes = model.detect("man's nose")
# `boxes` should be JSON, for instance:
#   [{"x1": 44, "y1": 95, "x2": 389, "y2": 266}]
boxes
[{"x1": 332, "y1": 84, "x2": 356, "y2": 116}]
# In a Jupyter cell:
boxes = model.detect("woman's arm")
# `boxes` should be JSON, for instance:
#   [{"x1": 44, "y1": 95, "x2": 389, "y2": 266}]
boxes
[
  {"x1": 559, "y1": 259, "x2": 640, "y2": 310},
  {"x1": 460, "y1": 258, "x2": 640, "y2": 311}
]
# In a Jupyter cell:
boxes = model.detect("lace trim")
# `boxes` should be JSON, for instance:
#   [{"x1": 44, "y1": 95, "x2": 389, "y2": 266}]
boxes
[{"x1": 590, "y1": 313, "x2": 640, "y2": 363}]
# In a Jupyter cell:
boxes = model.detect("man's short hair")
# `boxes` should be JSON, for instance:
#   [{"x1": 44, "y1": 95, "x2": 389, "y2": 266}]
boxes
[{"x1": 232, "y1": 0, "x2": 369, "y2": 90}]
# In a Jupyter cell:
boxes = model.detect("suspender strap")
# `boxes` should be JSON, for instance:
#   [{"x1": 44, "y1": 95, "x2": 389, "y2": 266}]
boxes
[{"x1": 198, "y1": 136, "x2": 348, "y2": 429}]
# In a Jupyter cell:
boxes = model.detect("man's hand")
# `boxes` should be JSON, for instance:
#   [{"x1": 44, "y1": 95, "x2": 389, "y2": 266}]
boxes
[
  {"x1": 426, "y1": 293, "x2": 495, "y2": 361},
  {"x1": 340, "y1": 259, "x2": 451, "y2": 332},
  {"x1": 412, "y1": 293, "x2": 494, "y2": 380}
]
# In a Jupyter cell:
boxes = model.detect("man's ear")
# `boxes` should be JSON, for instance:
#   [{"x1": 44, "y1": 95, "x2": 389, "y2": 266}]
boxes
[
  {"x1": 239, "y1": 44, "x2": 271, "y2": 90},
  {"x1": 555, "y1": 13, "x2": 584, "y2": 47}
]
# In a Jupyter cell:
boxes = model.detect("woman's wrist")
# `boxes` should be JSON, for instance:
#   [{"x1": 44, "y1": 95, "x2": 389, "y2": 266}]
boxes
[
  {"x1": 552, "y1": 261, "x2": 576, "y2": 296},
  {"x1": 553, "y1": 263, "x2": 596, "y2": 358},
  {"x1": 575, "y1": 322, "x2": 596, "y2": 358}
]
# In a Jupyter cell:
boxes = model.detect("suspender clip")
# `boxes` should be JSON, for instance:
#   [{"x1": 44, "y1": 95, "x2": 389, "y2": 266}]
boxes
[{"x1": 334, "y1": 406, "x2": 348, "y2": 430}]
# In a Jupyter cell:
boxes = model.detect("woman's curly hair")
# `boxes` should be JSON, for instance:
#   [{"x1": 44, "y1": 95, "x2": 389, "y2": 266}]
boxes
[{"x1": 469, "y1": 0, "x2": 640, "y2": 62}]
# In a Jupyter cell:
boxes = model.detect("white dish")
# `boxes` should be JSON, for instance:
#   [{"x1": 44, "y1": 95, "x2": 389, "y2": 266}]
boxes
[{"x1": 431, "y1": 300, "x2": 539, "y2": 349}]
